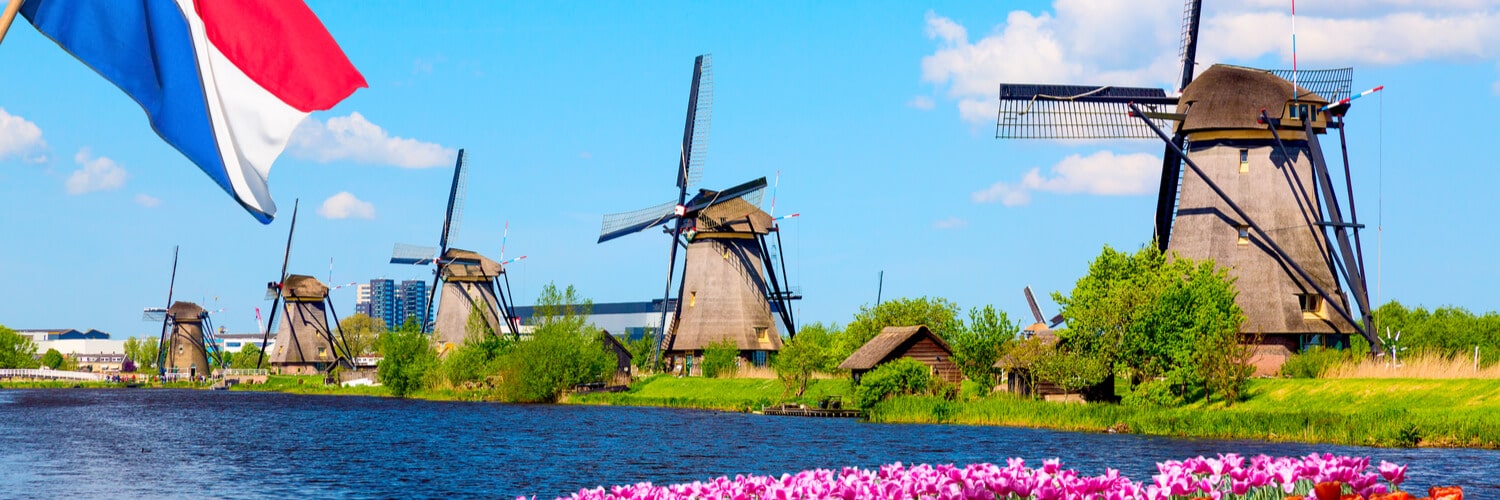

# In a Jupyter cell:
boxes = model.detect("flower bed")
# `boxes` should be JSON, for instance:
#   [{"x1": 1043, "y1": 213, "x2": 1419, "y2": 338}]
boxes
[{"x1": 542, "y1": 454, "x2": 1463, "y2": 500}]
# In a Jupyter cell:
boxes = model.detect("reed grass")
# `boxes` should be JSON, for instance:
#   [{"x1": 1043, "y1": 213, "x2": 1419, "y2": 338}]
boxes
[
  {"x1": 1325, "y1": 349, "x2": 1500, "y2": 379},
  {"x1": 867, "y1": 378, "x2": 1500, "y2": 448},
  {"x1": 569, "y1": 375, "x2": 853, "y2": 411}
]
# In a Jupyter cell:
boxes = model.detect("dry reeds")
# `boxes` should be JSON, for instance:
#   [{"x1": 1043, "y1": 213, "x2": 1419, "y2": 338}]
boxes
[{"x1": 1325, "y1": 349, "x2": 1500, "y2": 379}]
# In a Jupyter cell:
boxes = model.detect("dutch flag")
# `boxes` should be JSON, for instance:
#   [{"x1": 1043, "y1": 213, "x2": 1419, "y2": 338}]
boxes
[{"x1": 21, "y1": 0, "x2": 367, "y2": 223}]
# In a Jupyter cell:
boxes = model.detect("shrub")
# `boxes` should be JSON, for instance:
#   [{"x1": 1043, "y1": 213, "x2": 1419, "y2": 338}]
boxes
[
  {"x1": 40, "y1": 348, "x2": 64, "y2": 370},
  {"x1": 496, "y1": 283, "x2": 613, "y2": 402},
  {"x1": 376, "y1": 323, "x2": 437, "y2": 397},
  {"x1": 1121, "y1": 379, "x2": 1183, "y2": 407},
  {"x1": 1280, "y1": 346, "x2": 1347, "y2": 378},
  {"x1": 854, "y1": 358, "x2": 932, "y2": 409},
  {"x1": 701, "y1": 340, "x2": 740, "y2": 378}
]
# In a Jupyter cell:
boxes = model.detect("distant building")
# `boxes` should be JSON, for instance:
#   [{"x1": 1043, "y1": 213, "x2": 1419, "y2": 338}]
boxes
[
  {"x1": 512, "y1": 299, "x2": 680, "y2": 343},
  {"x1": 216, "y1": 332, "x2": 275, "y2": 353},
  {"x1": 838, "y1": 325, "x2": 962, "y2": 385},
  {"x1": 398, "y1": 279, "x2": 429, "y2": 329},
  {"x1": 14, "y1": 328, "x2": 110, "y2": 342},
  {"x1": 355, "y1": 283, "x2": 372, "y2": 317},
  {"x1": 363, "y1": 278, "x2": 430, "y2": 330}
]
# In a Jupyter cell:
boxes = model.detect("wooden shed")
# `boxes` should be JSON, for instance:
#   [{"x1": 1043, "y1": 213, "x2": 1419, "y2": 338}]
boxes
[
  {"x1": 600, "y1": 330, "x2": 633, "y2": 386},
  {"x1": 838, "y1": 325, "x2": 961, "y2": 385}
]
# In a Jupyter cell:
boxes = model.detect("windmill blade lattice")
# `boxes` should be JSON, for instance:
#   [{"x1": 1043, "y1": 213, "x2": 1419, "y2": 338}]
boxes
[
  {"x1": 995, "y1": 84, "x2": 1179, "y2": 139},
  {"x1": 599, "y1": 201, "x2": 679, "y2": 242},
  {"x1": 680, "y1": 54, "x2": 713, "y2": 190}
]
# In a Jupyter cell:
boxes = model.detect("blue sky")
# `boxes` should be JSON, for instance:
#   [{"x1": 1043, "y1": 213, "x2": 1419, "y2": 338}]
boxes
[{"x1": 2, "y1": 1, "x2": 1498, "y2": 339}]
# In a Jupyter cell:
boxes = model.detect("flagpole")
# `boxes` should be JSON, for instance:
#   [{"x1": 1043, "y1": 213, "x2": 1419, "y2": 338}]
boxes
[{"x1": 0, "y1": 0, "x2": 24, "y2": 47}]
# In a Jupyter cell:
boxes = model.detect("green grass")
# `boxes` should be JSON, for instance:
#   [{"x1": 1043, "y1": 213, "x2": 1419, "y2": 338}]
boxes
[
  {"x1": 867, "y1": 378, "x2": 1500, "y2": 448},
  {"x1": 230, "y1": 375, "x2": 391, "y2": 397},
  {"x1": 0, "y1": 380, "x2": 127, "y2": 389},
  {"x1": 569, "y1": 375, "x2": 855, "y2": 412}
]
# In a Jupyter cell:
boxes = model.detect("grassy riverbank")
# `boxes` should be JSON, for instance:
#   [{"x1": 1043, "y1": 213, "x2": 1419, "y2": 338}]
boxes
[
  {"x1": 568, "y1": 375, "x2": 854, "y2": 412},
  {"x1": 866, "y1": 378, "x2": 1500, "y2": 448}
]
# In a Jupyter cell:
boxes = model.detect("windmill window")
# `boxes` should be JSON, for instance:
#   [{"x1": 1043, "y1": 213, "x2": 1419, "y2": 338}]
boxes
[
  {"x1": 755, "y1": 327, "x2": 769, "y2": 344},
  {"x1": 1239, "y1": 149, "x2": 1250, "y2": 173},
  {"x1": 1299, "y1": 293, "x2": 1326, "y2": 319},
  {"x1": 689, "y1": 292, "x2": 697, "y2": 308},
  {"x1": 1236, "y1": 225, "x2": 1250, "y2": 245},
  {"x1": 317, "y1": 347, "x2": 328, "y2": 358}
]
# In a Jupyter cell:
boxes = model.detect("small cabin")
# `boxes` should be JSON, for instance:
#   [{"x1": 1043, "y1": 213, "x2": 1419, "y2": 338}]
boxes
[
  {"x1": 995, "y1": 328, "x2": 1067, "y2": 398},
  {"x1": 838, "y1": 325, "x2": 961, "y2": 385},
  {"x1": 600, "y1": 330, "x2": 633, "y2": 386}
]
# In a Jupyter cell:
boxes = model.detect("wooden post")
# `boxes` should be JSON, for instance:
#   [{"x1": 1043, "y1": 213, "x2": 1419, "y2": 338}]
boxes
[{"x1": 0, "y1": 0, "x2": 24, "y2": 47}]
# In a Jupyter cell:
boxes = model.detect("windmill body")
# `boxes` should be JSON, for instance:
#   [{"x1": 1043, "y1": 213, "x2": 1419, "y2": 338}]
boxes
[
  {"x1": 268, "y1": 274, "x2": 341, "y2": 375},
  {"x1": 164, "y1": 301, "x2": 211, "y2": 379},
  {"x1": 669, "y1": 196, "x2": 784, "y2": 366},
  {"x1": 431, "y1": 248, "x2": 509, "y2": 350},
  {"x1": 1168, "y1": 65, "x2": 1355, "y2": 371}
]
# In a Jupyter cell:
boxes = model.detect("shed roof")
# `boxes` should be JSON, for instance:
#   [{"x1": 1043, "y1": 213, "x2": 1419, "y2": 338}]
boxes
[
  {"x1": 1179, "y1": 64, "x2": 1328, "y2": 133},
  {"x1": 838, "y1": 325, "x2": 951, "y2": 371}
]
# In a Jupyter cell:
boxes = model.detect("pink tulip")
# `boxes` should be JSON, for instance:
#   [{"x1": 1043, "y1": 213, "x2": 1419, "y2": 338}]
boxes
[{"x1": 1379, "y1": 460, "x2": 1408, "y2": 487}]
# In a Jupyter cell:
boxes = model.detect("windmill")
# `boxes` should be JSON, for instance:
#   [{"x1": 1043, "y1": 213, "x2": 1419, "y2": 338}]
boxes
[
  {"x1": 142, "y1": 247, "x2": 225, "y2": 380},
  {"x1": 390, "y1": 149, "x2": 524, "y2": 350},
  {"x1": 991, "y1": 0, "x2": 1381, "y2": 366},
  {"x1": 1022, "y1": 286, "x2": 1064, "y2": 338},
  {"x1": 597, "y1": 54, "x2": 800, "y2": 371},
  {"x1": 249, "y1": 200, "x2": 358, "y2": 375}
]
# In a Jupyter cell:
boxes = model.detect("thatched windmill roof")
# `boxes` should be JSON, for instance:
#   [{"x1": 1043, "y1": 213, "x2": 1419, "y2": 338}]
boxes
[
  {"x1": 1178, "y1": 64, "x2": 1328, "y2": 134},
  {"x1": 168, "y1": 301, "x2": 205, "y2": 323},
  {"x1": 441, "y1": 248, "x2": 504, "y2": 280},
  {"x1": 281, "y1": 274, "x2": 328, "y2": 300},
  {"x1": 838, "y1": 325, "x2": 951, "y2": 371},
  {"x1": 696, "y1": 197, "x2": 773, "y2": 234}
]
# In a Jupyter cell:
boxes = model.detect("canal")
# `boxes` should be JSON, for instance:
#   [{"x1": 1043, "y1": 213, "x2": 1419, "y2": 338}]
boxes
[{"x1": 0, "y1": 389, "x2": 1495, "y2": 498}]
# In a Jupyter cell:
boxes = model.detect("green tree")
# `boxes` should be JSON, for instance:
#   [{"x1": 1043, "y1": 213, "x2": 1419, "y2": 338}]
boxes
[
  {"x1": 229, "y1": 344, "x2": 264, "y2": 370},
  {"x1": 626, "y1": 329, "x2": 658, "y2": 371},
  {"x1": 123, "y1": 337, "x2": 159, "y2": 372},
  {"x1": 773, "y1": 322, "x2": 843, "y2": 398},
  {"x1": 1054, "y1": 244, "x2": 1248, "y2": 403},
  {"x1": 338, "y1": 313, "x2": 385, "y2": 358},
  {"x1": 700, "y1": 339, "x2": 740, "y2": 378},
  {"x1": 0, "y1": 325, "x2": 40, "y2": 369},
  {"x1": 840, "y1": 297, "x2": 962, "y2": 360},
  {"x1": 853, "y1": 357, "x2": 932, "y2": 409},
  {"x1": 376, "y1": 322, "x2": 437, "y2": 397},
  {"x1": 497, "y1": 283, "x2": 612, "y2": 402},
  {"x1": 948, "y1": 305, "x2": 1019, "y2": 393},
  {"x1": 438, "y1": 307, "x2": 515, "y2": 388},
  {"x1": 41, "y1": 348, "x2": 64, "y2": 369}
]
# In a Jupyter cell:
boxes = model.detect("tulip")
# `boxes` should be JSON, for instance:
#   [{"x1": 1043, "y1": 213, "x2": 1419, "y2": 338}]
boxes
[{"x1": 1379, "y1": 461, "x2": 1409, "y2": 488}]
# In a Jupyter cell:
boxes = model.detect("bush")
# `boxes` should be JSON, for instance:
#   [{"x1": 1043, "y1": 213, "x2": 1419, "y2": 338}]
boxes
[
  {"x1": 1279, "y1": 346, "x2": 1347, "y2": 378},
  {"x1": 0, "y1": 325, "x2": 40, "y2": 369},
  {"x1": 1121, "y1": 379, "x2": 1183, "y2": 407},
  {"x1": 701, "y1": 340, "x2": 739, "y2": 378},
  {"x1": 496, "y1": 283, "x2": 613, "y2": 402},
  {"x1": 854, "y1": 358, "x2": 932, "y2": 409},
  {"x1": 376, "y1": 323, "x2": 437, "y2": 397},
  {"x1": 41, "y1": 349, "x2": 64, "y2": 370}
]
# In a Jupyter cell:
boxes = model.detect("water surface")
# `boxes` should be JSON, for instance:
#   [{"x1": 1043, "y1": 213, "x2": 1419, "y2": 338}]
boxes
[{"x1": 1, "y1": 389, "x2": 1495, "y2": 498}]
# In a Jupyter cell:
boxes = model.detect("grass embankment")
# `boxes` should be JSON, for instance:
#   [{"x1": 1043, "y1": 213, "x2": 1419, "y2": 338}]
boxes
[
  {"x1": 569, "y1": 375, "x2": 854, "y2": 412},
  {"x1": 228, "y1": 375, "x2": 392, "y2": 397},
  {"x1": 868, "y1": 378, "x2": 1500, "y2": 448}
]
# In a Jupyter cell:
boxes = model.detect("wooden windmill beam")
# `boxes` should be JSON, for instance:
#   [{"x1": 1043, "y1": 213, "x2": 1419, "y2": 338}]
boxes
[
  {"x1": 1128, "y1": 103, "x2": 1370, "y2": 344},
  {"x1": 1153, "y1": 0, "x2": 1203, "y2": 252}
]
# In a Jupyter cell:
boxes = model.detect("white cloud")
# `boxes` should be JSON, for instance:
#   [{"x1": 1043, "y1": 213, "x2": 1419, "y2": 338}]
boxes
[
  {"x1": 907, "y1": 95, "x2": 936, "y2": 110},
  {"x1": 65, "y1": 149, "x2": 127, "y2": 195},
  {"x1": 134, "y1": 194, "x2": 161, "y2": 207},
  {"x1": 972, "y1": 151, "x2": 1159, "y2": 206},
  {"x1": 0, "y1": 108, "x2": 46, "y2": 162},
  {"x1": 318, "y1": 191, "x2": 376, "y2": 220},
  {"x1": 934, "y1": 217, "x2": 968, "y2": 230},
  {"x1": 922, "y1": 2, "x2": 1500, "y2": 123},
  {"x1": 290, "y1": 112, "x2": 455, "y2": 168}
]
